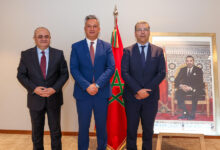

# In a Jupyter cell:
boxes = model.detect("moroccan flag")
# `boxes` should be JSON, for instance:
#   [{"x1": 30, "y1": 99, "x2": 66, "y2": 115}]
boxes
[{"x1": 106, "y1": 19, "x2": 127, "y2": 150}]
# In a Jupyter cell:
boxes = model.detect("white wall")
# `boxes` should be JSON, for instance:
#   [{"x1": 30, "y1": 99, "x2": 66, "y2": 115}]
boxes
[{"x1": 0, "y1": 0, "x2": 220, "y2": 133}]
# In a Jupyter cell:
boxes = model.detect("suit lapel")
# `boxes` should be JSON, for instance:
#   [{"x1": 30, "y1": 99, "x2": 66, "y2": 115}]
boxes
[
  {"x1": 133, "y1": 43, "x2": 143, "y2": 69},
  {"x1": 83, "y1": 39, "x2": 94, "y2": 67},
  {"x1": 46, "y1": 47, "x2": 55, "y2": 80},
  {"x1": 94, "y1": 39, "x2": 102, "y2": 66},
  {"x1": 32, "y1": 47, "x2": 45, "y2": 79},
  {"x1": 145, "y1": 44, "x2": 152, "y2": 67},
  {"x1": 184, "y1": 67, "x2": 188, "y2": 76},
  {"x1": 143, "y1": 44, "x2": 156, "y2": 85},
  {"x1": 191, "y1": 67, "x2": 195, "y2": 76},
  {"x1": 189, "y1": 67, "x2": 194, "y2": 78}
]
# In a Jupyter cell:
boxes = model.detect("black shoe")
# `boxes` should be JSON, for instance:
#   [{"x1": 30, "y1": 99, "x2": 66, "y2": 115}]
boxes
[
  {"x1": 178, "y1": 113, "x2": 188, "y2": 119},
  {"x1": 188, "y1": 114, "x2": 195, "y2": 120}
]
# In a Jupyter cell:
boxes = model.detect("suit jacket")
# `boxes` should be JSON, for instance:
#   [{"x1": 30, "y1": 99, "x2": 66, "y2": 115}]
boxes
[
  {"x1": 121, "y1": 43, "x2": 166, "y2": 102},
  {"x1": 17, "y1": 46, "x2": 69, "y2": 111},
  {"x1": 174, "y1": 66, "x2": 205, "y2": 95},
  {"x1": 70, "y1": 39, "x2": 115, "y2": 99}
]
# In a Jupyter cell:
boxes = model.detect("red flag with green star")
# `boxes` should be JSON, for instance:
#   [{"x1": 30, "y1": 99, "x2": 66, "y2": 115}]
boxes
[{"x1": 107, "y1": 17, "x2": 127, "y2": 150}]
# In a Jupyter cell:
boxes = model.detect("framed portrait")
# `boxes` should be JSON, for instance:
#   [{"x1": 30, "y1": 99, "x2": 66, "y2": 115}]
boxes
[{"x1": 150, "y1": 32, "x2": 219, "y2": 135}]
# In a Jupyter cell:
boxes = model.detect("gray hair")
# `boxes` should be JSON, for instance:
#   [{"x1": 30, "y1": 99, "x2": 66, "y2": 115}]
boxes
[
  {"x1": 135, "y1": 21, "x2": 150, "y2": 31},
  {"x1": 85, "y1": 15, "x2": 100, "y2": 25},
  {"x1": 33, "y1": 27, "x2": 50, "y2": 38}
]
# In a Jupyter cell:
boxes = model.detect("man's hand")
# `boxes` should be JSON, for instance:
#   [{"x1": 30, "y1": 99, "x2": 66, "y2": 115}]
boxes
[
  {"x1": 34, "y1": 86, "x2": 48, "y2": 97},
  {"x1": 86, "y1": 83, "x2": 98, "y2": 96},
  {"x1": 34, "y1": 87, "x2": 56, "y2": 97},
  {"x1": 179, "y1": 84, "x2": 185, "y2": 90},
  {"x1": 135, "y1": 89, "x2": 151, "y2": 100},
  {"x1": 135, "y1": 94, "x2": 142, "y2": 100},
  {"x1": 184, "y1": 85, "x2": 193, "y2": 92},
  {"x1": 44, "y1": 88, "x2": 56, "y2": 97},
  {"x1": 179, "y1": 84, "x2": 192, "y2": 92}
]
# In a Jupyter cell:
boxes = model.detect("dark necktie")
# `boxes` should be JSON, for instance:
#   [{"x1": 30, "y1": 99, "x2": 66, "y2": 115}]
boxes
[
  {"x1": 40, "y1": 51, "x2": 46, "y2": 79},
  {"x1": 90, "y1": 42, "x2": 95, "y2": 65},
  {"x1": 187, "y1": 68, "x2": 191, "y2": 76},
  {"x1": 141, "y1": 46, "x2": 146, "y2": 67}
]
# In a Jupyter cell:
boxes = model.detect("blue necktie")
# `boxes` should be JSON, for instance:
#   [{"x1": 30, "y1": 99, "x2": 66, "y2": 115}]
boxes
[{"x1": 141, "y1": 46, "x2": 146, "y2": 67}]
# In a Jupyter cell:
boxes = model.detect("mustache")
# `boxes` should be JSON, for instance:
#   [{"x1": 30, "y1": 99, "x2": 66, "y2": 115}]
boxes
[{"x1": 39, "y1": 41, "x2": 48, "y2": 43}]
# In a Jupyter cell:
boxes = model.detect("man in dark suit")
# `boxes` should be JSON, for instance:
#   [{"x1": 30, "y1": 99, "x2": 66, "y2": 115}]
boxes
[
  {"x1": 17, "y1": 27, "x2": 69, "y2": 150},
  {"x1": 70, "y1": 15, "x2": 115, "y2": 150},
  {"x1": 121, "y1": 21, "x2": 166, "y2": 150},
  {"x1": 175, "y1": 55, "x2": 205, "y2": 120}
]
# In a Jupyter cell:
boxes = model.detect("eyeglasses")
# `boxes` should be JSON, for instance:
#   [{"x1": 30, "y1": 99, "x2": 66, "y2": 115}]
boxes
[
  {"x1": 136, "y1": 28, "x2": 150, "y2": 32},
  {"x1": 36, "y1": 35, "x2": 50, "y2": 39}
]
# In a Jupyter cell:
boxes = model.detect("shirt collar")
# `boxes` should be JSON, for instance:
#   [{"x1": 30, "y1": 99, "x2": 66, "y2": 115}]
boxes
[
  {"x1": 188, "y1": 66, "x2": 193, "y2": 70},
  {"x1": 137, "y1": 42, "x2": 149, "y2": 48},
  {"x1": 37, "y1": 47, "x2": 49, "y2": 54},
  {"x1": 86, "y1": 38, "x2": 98, "y2": 46}
]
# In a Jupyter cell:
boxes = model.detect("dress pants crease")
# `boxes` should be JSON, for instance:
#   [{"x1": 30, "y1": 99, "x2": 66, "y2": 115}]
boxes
[{"x1": 30, "y1": 100, "x2": 62, "y2": 150}]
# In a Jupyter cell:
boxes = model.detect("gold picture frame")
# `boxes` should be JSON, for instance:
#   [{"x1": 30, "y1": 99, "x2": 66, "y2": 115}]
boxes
[{"x1": 150, "y1": 32, "x2": 219, "y2": 134}]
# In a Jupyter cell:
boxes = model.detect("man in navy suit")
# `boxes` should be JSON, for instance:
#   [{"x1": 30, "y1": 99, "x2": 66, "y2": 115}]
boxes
[
  {"x1": 70, "y1": 15, "x2": 115, "y2": 150},
  {"x1": 17, "y1": 27, "x2": 69, "y2": 150},
  {"x1": 175, "y1": 55, "x2": 205, "y2": 120},
  {"x1": 121, "y1": 21, "x2": 166, "y2": 150}
]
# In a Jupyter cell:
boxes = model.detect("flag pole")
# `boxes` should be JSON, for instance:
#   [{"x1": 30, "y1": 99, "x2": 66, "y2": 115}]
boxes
[
  {"x1": 113, "y1": 5, "x2": 118, "y2": 29},
  {"x1": 107, "y1": 6, "x2": 127, "y2": 150}
]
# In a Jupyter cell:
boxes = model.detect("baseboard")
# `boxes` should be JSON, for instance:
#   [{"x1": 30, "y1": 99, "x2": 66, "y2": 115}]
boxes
[
  {"x1": 0, "y1": 130, "x2": 32, "y2": 135},
  {"x1": 0, "y1": 130, "x2": 90, "y2": 136},
  {"x1": 0, "y1": 129, "x2": 138, "y2": 136}
]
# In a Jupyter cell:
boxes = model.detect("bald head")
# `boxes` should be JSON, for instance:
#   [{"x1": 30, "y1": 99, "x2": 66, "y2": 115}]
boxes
[
  {"x1": 33, "y1": 27, "x2": 51, "y2": 50},
  {"x1": 34, "y1": 27, "x2": 50, "y2": 38}
]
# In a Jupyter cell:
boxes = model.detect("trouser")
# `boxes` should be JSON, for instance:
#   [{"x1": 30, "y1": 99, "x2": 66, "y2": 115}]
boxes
[
  {"x1": 125, "y1": 99, "x2": 158, "y2": 150},
  {"x1": 76, "y1": 97, "x2": 108, "y2": 150},
  {"x1": 176, "y1": 90, "x2": 198, "y2": 115},
  {"x1": 29, "y1": 106, "x2": 62, "y2": 150}
]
